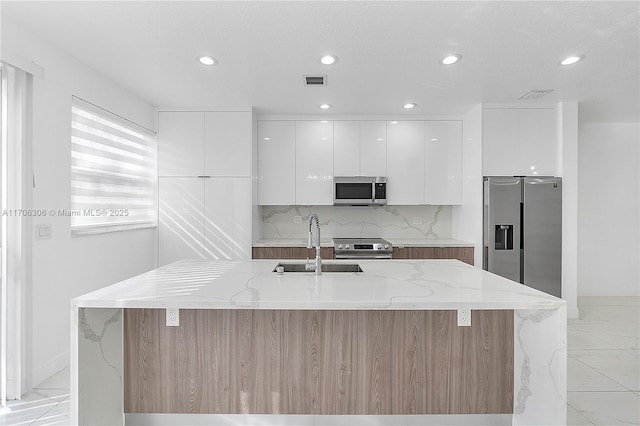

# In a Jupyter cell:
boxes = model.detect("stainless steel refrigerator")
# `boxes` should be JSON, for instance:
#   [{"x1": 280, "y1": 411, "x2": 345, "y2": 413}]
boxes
[{"x1": 483, "y1": 176, "x2": 562, "y2": 297}]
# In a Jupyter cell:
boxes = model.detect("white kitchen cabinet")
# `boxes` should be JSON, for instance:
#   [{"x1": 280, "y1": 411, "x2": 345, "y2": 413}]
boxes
[
  {"x1": 482, "y1": 109, "x2": 518, "y2": 176},
  {"x1": 333, "y1": 121, "x2": 360, "y2": 176},
  {"x1": 158, "y1": 112, "x2": 205, "y2": 176},
  {"x1": 204, "y1": 178, "x2": 252, "y2": 259},
  {"x1": 257, "y1": 121, "x2": 296, "y2": 205},
  {"x1": 333, "y1": 120, "x2": 386, "y2": 177},
  {"x1": 158, "y1": 110, "x2": 255, "y2": 264},
  {"x1": 518, "y1": 108, "x2": 557, "y2": 175},
  {"x1": 386, "y1": 121, "x2": 425, "y2": 204},
  {"x1": 425, "y1": 121, "x2": 462, "y2": 205},
  {"x1": 159, "y1": 177, "x2": 205, "y2": 266},
  {"x1": 360, "y1": 121, "x2": 387, "y2": 176},
  {"x1": 204, "y1": 112, "x2": 252, "y2": 177},
  {"x1": 483, "y1": 108, "x2": 556, "y2": 176},
  {"x1": 295, "y1": 121, "x2": 334, "y2": 205}
]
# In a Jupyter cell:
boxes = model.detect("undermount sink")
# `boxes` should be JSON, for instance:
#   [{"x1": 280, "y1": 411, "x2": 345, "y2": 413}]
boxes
[{"x1": 273, "y1": 262, "x2": 363, "y2": 273}]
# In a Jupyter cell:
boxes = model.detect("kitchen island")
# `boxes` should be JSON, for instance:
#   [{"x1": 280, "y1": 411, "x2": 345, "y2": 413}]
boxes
[{"x1": 71, "y1": 259, "x2": 566, "y2": 426}]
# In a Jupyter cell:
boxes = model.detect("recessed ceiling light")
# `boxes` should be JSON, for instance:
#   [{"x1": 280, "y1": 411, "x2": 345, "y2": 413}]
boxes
[
  {"x1": 198, "y1": 55, "x2": 218, "y2": 66},
  {"x1": 559, "y1": 55, "x2": 584, "y2": 66},
  {"x1": 263, "y1": 137, "x2": 271, "y2": 141},
  {"x1": 320, "y1": 55, "x2": 338, "y2": 65},
  {"x1": 403, "y1": 103, "x2": 417, "y2": 109},
  {"x1": 431, "y1": 138, "x2": 438, "y2": 141},
  {"x1": 441, "y1": 54, "x2": 462, "y2": 65},
  {"x1": 319, "y1": 103, "x2": 332, "y2": 110},
  {"x1": 320, "y1": 120, "x2": 329, "y2": 123},
  {"x1": 376, "y1": 138, "x2": 384, "y2": 141},
  {"x1": 390, "y1": 121, "x2": 399, "y2": 124}
]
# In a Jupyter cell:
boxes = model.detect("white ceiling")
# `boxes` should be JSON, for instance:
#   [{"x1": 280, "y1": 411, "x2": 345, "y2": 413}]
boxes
[{"x1": 2, "y1": 1, "x2": 639, "y2": 121}]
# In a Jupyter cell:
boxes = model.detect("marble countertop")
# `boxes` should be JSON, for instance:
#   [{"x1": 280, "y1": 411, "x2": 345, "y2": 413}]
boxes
[
  {"x1": 72, "y1": 259, "x2": 563, "y2": 311},
  {"x1": 253, "y1": 238, "x2": 474, "y2": 248}
]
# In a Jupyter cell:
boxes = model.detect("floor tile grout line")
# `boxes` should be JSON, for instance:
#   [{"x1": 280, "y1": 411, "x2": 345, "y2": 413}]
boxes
[
  {"x1": 569, "y1": 358, "x2": 632, "y2": 393},
  {"x1": 570, "y1": 351, "x2": 639, "y2": 390},
  {"x1": 568, "y1": 404, "x2": 597, "y2": 426},
  {"x1": 28, "y1": 399, "x2": 65, "y2": 426}
]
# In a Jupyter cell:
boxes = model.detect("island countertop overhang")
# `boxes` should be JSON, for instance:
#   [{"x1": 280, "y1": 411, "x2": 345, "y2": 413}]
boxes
[{"x1": 71, "y1": 258, "x2": 565, "y2": 311}]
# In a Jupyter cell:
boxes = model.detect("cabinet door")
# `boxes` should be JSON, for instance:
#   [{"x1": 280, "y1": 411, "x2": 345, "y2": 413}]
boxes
[
  {"x1": 204, "y1": 178, "x2": 252, "y2": 260},
  {"x1": 158, "y1": 177, "x2": 205, "y2": 266},
  {"x1": 204, "y1": 111, "x2": 252, "y2": 177},
  {"x1": 482, "y1": 109, "x2": 518, "y2": 176},
  {"x1": 333, "y1": 121, "x2": 360, "y2": 176},
  {"x1": 158, "y1": 112, "x2": 205, "y2": 176},
  {"x1": 425, "y1": 121, "x2": 462, "y2": 205},
  {"x1": 386, "y1": 121, "x2": 425, "y2": 204},
  {"x1": 360, "y1": 121, "x2": 387, "y2": 176},
  {"x1": 257, "y1": 121, "x2": 295, "y2": 205},
  {"x1": 295, "y1": 121, "x2": 334, "y2": 205},
  {"x1": 518, "y1": 108, "x2": 556, "y2": 176}
]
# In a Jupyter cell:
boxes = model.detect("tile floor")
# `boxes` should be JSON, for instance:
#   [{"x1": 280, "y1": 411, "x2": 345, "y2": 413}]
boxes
[
  {"x1": 0, "y1": 296, "x2": 638, "y2": 426},
  {"x1": 567, "y1": 297, "x2": 640, "y2": 426}
]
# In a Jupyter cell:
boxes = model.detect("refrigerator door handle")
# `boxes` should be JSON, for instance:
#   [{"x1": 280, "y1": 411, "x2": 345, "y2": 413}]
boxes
[{"x1": 520, "y1": 202, "x2": 524, "y2": 249}]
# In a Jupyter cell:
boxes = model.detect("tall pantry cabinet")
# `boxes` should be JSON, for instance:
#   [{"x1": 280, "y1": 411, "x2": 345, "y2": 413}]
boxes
[{"x1": 158, "y1": 110, "x2": 255, "y2": 266}]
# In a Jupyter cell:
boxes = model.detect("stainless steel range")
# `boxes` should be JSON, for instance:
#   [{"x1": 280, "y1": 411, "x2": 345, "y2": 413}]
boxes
[{"x1": 333, "y1": 238, "x2": 393, "y2": 259}]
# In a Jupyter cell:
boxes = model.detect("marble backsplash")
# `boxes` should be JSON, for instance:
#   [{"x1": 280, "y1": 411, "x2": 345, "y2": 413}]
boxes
[{"x1": 260, "y1": 205, "x2": 452, "y2": 240}]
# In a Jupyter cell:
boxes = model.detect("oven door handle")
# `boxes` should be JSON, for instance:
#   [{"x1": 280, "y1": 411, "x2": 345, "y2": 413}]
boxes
[{"x1": 334, "y1": 254, "x2": 393, "y2": 260}]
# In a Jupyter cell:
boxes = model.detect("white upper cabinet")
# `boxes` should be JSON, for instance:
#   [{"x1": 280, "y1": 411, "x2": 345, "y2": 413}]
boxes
[
  {"x1": 295, "y1": 121, "x2": 334, "y2": 205},
  {"x1": 483, "y1": 107, "x2": 557, "y2": 176},
  {"x1": 257, "y1": 121, "x2": 295, "y2": 205},
  {"x1": 333, "y1": 121, "x2": 360, "y2": 176},
  {"x1": 518, "y1": 108, "x2": 557, "y2": 176},
  {"x1": 482, "y1": 109, "x2": 518, "y2": 176},
  {"x1": 204, "y1": 112, "x2": 252, "y2": 177},
  {"x1": 386, "y1": 121, "x2": 425, "y2": 205},
  {"x1": 333, "y1": 120, "x2": 387, "y2": 177},
  {"x1": 360, "y1": 121, "x2": 387, "y2": 176},
  {"x1": 425, "y1": 121, "x2": 463, "y2": 205},
  {"x1": 158, "y1": 112, "x2": 205, "y2": 176}
]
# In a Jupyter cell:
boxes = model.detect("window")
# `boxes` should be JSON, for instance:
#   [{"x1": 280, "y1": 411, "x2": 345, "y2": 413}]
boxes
[{"x1": 71, "y1": 96, "x2": 157, "y2": 235}]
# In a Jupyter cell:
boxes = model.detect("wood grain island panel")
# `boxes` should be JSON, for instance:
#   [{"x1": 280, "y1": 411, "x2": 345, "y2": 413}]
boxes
[{"x1": 124, "y1": 309, "x2": 513, "y2": 415}]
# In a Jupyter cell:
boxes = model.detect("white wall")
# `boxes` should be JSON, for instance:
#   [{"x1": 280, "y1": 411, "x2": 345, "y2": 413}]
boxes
[
  {"x1": 578, "y1": 122, "x2": 639, "y2": 296},
  {"x1": 558, "y1": 102, "x2": 579, "y2": 318},
  {"x1": 1, "y1": 18, "x2": 158, "y2": 388}
]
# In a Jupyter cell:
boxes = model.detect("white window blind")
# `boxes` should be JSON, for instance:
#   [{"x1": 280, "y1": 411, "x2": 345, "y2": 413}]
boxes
[{"x1": 71, "y1": 97, "x2": 157, "y2": 235}]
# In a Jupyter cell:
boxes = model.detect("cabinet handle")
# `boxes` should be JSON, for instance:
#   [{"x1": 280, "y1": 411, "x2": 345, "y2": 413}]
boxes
[{"x1": 197, "y1": 175, "x2": 211, "y2": 178}]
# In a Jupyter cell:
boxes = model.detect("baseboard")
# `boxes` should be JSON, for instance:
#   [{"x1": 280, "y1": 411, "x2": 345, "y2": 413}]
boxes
[
  {"x1": 33, "y1": 350, "x2": 70, "y2": 388},
  {"x1": 567, "y1": 307, "x2": 580, "y2": 319}
]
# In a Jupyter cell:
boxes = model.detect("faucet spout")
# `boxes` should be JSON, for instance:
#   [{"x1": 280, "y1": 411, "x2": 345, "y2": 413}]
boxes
[{"x1": 306, "y1": 213, "x2": 322, "y2": 275}]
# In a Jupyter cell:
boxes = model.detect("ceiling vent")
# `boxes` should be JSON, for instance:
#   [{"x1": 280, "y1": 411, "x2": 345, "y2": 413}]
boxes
[
  {"x1": 518, "y1": 89, "x2": 555, "y2": 100},
  {"x1": 304, "y1": 75, "x2": 327, "y2": 86}
]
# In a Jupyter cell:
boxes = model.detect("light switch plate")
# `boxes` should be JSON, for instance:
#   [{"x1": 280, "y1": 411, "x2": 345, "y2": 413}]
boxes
[
  {"x1": 413, "y1": 217, "x2": 422, "y2": 225},
  {"x1": 294, "y1": 216, "x2": 302, "y2": 224},
  {"x1": 35, "y1": 224, "x2": 52, "y2": 240}
]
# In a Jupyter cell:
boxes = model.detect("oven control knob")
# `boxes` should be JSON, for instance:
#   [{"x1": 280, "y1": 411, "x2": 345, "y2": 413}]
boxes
[
  {"x1": 384, "y1": 244, "x2": 389, "y2": 249},
  {"x1": 376, "y1": 244, "x2": 382, "y2": 249},
  {"x1": 337, "y1": 244, "x2": 343, "y2": 250},
  {"x1": 345, "y1": 244, "x2": 350, "y2": 249}
]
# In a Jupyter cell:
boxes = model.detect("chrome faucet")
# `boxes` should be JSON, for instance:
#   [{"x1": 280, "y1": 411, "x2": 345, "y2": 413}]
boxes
[{"x1": 306, "y1": 213, "x2": 322, "y2": 275}]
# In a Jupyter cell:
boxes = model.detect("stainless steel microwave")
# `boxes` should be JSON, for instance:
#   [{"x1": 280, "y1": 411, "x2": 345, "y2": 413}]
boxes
[{"x1": 334, "y1": 176, "x2": 387, "y2": 206}]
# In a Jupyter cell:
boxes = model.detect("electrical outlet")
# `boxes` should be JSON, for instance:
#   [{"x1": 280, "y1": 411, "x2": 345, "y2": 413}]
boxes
[
  {"x1": 413, "y1": 217, "x2": 422, "y2": 225},
  {"x1": 457, "y1": 309, "x2": 471, "y2": 327},
  {"x1": 294, "y1": 216, "x2": 302, "y2": 224},
  {"x1": 166, "y1": 308, "x2": 179, "y2": 326}
]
